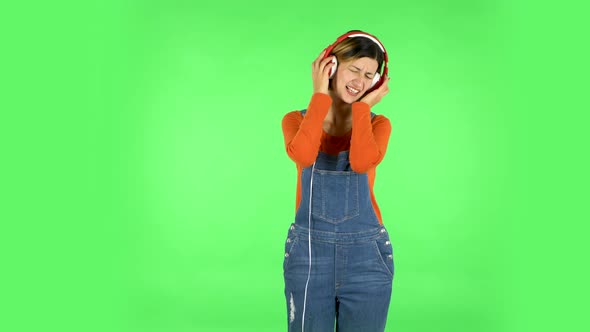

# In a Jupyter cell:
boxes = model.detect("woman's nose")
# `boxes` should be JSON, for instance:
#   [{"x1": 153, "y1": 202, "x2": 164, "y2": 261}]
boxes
[
  {"x1": 352, "y1": 76, "x2": 369, "y2": 87},
  {"x1": 352, "y1": 76, "x2": 363, "y2": 84}
]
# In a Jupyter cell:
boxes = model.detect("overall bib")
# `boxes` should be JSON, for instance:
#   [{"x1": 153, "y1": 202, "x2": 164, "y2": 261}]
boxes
[{"x1": 283, "y1": 110, "x2": 394, "y2": 332}]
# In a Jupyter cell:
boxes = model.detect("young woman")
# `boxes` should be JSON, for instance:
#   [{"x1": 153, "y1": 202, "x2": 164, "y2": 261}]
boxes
[{"x1": 281, "y1": 31, "x2": 394, "y2": 332}]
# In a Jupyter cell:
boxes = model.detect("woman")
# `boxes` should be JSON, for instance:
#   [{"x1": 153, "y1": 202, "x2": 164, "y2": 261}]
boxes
[{"x1": 281, "y1": 30, "x2": 394, "y2": 332}]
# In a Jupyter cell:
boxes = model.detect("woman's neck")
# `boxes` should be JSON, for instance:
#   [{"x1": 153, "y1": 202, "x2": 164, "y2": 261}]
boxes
[
  {"x1": 326, "y1": 91, "x2": 352, "y2": 124},
  {"x1": 322, "y1": 91, "x2": 353, "y2": 136}
]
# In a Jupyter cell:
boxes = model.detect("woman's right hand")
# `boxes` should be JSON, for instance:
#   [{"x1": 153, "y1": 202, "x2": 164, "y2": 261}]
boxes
[{"x1": 312, "y1": 50, "x2": 335, "y2": 95}]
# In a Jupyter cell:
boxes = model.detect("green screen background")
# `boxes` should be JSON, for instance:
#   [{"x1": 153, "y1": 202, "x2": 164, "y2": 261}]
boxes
[{"x1": 2, "y1": 0, "x2": 588, "y2": 331}]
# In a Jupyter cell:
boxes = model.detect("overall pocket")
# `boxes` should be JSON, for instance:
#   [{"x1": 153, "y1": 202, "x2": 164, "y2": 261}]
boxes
[
  {"x1": 283, "y1": 225, "x2": 299, "y2": 272},
  {"x1": 311, "y1": 170, "x2": 360, "y2": 224},
  {"x1": 372, "y1": 231, "x2": 394, "y2": 278}
]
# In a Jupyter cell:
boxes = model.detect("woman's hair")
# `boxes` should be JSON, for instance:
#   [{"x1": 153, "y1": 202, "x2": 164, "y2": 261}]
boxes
[{"x1": 330, "y1": 31, "x2": 385, "y2": 73}]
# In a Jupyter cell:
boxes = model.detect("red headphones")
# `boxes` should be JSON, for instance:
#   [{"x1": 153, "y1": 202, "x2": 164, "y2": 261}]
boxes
[{"x1": 323, "y1": 31, "x2": 389, "y2": 93}]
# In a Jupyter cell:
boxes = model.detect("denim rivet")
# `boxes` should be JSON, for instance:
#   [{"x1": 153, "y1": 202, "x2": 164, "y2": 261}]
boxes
[
  {"x1": 290, "y1": 225, "x2": 295, "y2": 230},
  {"x1": 285, "y1": 253, "x2": 289, "y2": 257},
  {"x1": 387, "y1": 254, "x2": 393, "y2": 259},
  {"x1": 385, "y1": 240, "x2": 390, "y2": 245},
  {"x1": 286, "y1": 238, "x2": 291, "y2": 243},
  {"x1": 380, "y1": 228, "x2": 386, "y2": 233}
]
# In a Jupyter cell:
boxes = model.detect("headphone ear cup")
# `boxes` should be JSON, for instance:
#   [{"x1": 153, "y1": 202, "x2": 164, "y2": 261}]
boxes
[
  {"x1": 371, "y1": 72, "x2": 381, "y2": 88},
  {"x1": 329, "y1": 57, "x2": 338, "y2": 78}
]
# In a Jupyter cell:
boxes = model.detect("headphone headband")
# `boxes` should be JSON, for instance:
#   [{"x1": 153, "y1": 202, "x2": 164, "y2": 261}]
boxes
[
  {"x1": 324, "y1": 31, "x2": 387, "y2": 60},
  {"x1": 347, "y1": 33, "x2": 386, "y2": 53}
]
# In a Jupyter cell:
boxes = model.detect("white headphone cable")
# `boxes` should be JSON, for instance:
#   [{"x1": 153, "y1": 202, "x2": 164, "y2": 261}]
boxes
[{"x1": 301, "y1": 161, "x2": 315, "y2": 332}]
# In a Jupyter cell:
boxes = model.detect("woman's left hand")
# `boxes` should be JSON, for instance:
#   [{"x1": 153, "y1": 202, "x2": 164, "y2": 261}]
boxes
[{"x1": 359, "y1": 75, "x2": 391, "y2": 107}]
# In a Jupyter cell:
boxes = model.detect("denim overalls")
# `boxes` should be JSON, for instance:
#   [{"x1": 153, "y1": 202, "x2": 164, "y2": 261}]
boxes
[{"x1": 284, "y1": 110, "x2": 394, "y2": 332}]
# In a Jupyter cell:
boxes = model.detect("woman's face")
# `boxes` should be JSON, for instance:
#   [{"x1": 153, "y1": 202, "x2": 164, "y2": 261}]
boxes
[{"x1": 332, "y1": 56, "x2": 379, "y2": 104}]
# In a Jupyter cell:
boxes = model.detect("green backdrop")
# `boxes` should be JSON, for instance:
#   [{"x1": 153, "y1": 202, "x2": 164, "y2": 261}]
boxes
[
  {"x1": 101, "y1": 2, "x2": 509, "y2": 330},
  {"x1": 2, "y1": 0, "x2": 589, "y2": 331}
]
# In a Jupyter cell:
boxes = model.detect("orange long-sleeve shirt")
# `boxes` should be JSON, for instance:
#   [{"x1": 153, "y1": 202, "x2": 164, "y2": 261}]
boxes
[{"x1": 281, "y1": 93, "x2": 392, "y2": 224}]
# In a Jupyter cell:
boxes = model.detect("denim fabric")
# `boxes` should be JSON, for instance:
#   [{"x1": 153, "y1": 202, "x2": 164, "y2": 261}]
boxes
[{"x1": 284, "y1": 122, "x2": 394, "y2": 332}]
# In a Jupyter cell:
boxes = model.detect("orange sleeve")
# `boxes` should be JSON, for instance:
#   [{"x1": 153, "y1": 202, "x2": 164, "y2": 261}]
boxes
[
  {"x1": 349, "y1": 101, "x2": 392, "y2": 173},
  {"x1": 281, "y1": 93, "x2": 332, "y2": 167}
]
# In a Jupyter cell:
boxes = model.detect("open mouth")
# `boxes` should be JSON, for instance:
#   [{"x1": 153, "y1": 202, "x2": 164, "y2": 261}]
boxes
[{"x1": 346, "y1": 85, "x2": 361, "y2": 96}]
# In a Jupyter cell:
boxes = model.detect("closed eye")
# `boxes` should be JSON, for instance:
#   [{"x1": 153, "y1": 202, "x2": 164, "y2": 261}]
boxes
[{"x1": 350, "y1": 65, "x2": 375, "y2": 79}]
